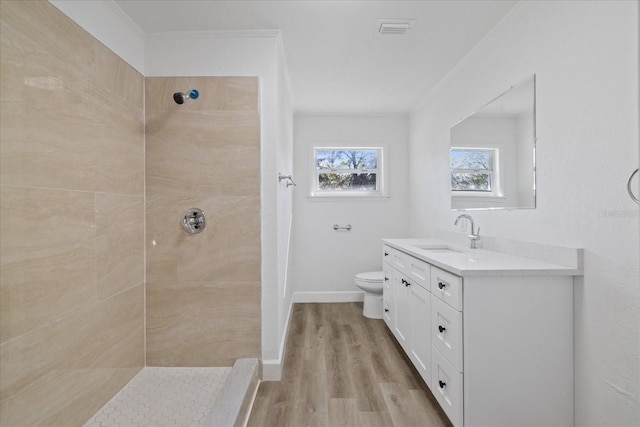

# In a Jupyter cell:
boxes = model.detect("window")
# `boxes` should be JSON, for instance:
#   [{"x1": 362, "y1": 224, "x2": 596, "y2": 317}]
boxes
[
  {"x1": 450, "y1": 148, "x2": 498, "y2": 193},
  {"x1": 312, "y1": 147, "x2": 384, "y2": 197}
]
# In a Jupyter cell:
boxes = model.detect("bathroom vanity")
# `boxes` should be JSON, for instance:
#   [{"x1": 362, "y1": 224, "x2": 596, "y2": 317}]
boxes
[{"x1": 382, "y1": 238, "x2": 582, "y2": 427}]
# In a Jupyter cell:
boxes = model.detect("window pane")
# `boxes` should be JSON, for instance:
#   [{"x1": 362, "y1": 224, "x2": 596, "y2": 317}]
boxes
[
  {"x1": 450, "y1": 150, "x2": 492, "y2": 170},
  {"x1": 451, "y1": 172, "x2": 492, "y2": 191},
  {"x1": 318, "y1": 172, "x2": 377, "y2": 191},
  {"x1": 316, "y1": 150, "x2": 378, "y2": 170}
]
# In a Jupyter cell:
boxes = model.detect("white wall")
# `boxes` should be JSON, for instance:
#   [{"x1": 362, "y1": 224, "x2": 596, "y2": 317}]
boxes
[
  {"x1": 273, "y1": 39, "x2": 295, "y2": 380},
  {"x1": 409, "y1": 1, "x2": 639, "y2": 425},
  {"x1": 291, "y1": 115, "x2": 410, "y2": 300}
]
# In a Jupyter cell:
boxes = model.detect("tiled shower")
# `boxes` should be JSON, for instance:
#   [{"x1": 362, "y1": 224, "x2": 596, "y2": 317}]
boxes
[
  {"x1": 144, "y1": 76, "x2": 261, "y2": 367},
  {"x1": 0, "y1": 1, "x2": 261, "y2": 425}
]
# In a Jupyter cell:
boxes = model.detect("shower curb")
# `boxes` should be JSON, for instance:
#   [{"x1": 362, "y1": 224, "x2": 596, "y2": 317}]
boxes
[{"x1": 204, "y1": 358, "x2": 260, "y2": 427}]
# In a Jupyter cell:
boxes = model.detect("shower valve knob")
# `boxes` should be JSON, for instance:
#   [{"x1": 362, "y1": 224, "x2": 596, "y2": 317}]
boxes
[{"x1": 182, "y1": 208, "x2": 206, "y2": 234}]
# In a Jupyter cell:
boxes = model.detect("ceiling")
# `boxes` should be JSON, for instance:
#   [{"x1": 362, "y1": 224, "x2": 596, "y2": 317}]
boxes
[{"x1": 114, "y1": 0, "x2": 518, "y2": 113}]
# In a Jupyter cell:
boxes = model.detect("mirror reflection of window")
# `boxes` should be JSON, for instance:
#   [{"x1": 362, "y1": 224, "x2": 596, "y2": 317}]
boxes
[
  {"x1": 450, "y1": 75, "x2": 535, "y2": 210},
  {"x1": 450, "y1": 148, "x2": 497, "y2": 192}
]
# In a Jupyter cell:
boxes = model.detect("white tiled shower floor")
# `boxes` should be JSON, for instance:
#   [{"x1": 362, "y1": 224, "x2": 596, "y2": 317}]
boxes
[{"x1": 84, "y1": 367, "x2": 232, "y2": 427}]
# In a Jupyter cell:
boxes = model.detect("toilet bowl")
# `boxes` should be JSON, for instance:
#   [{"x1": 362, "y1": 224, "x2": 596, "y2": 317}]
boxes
[{"x1": 354, "y1": 271, "x2": 384, "y2": 319}]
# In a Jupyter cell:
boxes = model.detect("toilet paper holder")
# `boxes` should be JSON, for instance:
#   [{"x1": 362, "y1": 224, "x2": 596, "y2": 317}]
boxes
[{"x1": 333, "y1": 224, "x2": 352, "y2": 231}]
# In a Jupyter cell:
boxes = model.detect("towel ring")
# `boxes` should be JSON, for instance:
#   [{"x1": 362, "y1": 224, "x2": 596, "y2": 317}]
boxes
[{"x1": 628, "y1": 168, "x2": 639, "y2": 205}]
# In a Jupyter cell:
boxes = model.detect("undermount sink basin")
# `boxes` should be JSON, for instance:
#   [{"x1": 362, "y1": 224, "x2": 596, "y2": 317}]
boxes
[{"x1": 413, "y1": 244, "x2": 466, "y2": 254}]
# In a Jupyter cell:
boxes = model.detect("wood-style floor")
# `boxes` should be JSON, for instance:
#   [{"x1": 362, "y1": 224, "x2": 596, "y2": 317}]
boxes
[{"x1": 247, "y1": 303, "x2": 453, "y2": 427}]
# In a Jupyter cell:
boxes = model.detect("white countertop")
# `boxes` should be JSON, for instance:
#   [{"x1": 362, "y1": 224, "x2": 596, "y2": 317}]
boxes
[{"x1": 383, "y1": 238, "x2": 584, "y2": 277}]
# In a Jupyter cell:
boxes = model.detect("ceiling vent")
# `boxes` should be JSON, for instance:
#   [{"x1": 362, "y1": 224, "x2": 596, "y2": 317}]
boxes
[{"x1": 378, "y1": 19, "x2": 415, "y2": 35}]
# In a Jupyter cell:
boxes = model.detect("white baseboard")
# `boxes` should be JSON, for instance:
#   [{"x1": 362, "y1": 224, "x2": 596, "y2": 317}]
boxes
[
  {"x1": 293, "y1": 291, "x2": 364, "y2": 303},
  {"x1": 261, "y1": 359, "x2": 282, "y2": 381},
  {"x1": 261, "y1": 298, "x2": 294, "y2": 381}
]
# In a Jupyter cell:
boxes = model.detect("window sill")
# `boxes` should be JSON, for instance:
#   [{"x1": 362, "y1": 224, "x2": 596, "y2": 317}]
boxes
[
  {"x1": 307, "y1": 194, "x2": 390, "y2": 202},
  {"x1": 452, "y1": 194, "x2": 505, "y2": 199}
]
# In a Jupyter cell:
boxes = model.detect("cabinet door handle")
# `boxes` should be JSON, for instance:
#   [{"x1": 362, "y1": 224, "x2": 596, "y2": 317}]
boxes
[
  {"x1": 384, "y1": 276, "x2": 389, "y2": 281},
  {"x1": 438, "y1": 281, "x2": 446, "y2": 290},
  {"x1": 384, "y1": 252, "x2": 389, "y2": 256},
  {"x1": 384, "y1": 308, "x2": 389, "y2": 313},
  {"x1": 439, "y1": 380, "x2": 446, "y2": 389},
  {"x1": 438, "y1": 325, "x2": 446, "y2": 333},
  {"x1": 401, "y1": 279, "x2": 410, "y2": 287}
]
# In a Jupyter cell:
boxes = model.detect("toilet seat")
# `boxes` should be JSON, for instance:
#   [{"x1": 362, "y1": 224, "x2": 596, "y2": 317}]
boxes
[{"x1": 355, "y1": 271, "x2": 384, "y2": 283}]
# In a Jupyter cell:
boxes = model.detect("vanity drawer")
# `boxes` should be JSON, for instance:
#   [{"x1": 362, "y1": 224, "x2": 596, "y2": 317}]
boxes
[
  {"x1": 432, "y1": 296, "x2": 463, "y2": 372},
  {"x1": 383, "y1": 245, "x2": 407, "y2": 273},
  {"x1": 406, "y1": 256, "x2": 431, "y2": 290},
  {"x1": 432, "y1": 346, "x2": 464, "y2": 427},
  {"x1": 431, "y1": 267, "x2": 463, "y2": 310}
]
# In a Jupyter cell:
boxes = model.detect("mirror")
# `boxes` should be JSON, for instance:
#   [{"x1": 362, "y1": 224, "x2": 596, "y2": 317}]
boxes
[{"x1": 450, "y1": 75, "x2": 536, "y2": 210}]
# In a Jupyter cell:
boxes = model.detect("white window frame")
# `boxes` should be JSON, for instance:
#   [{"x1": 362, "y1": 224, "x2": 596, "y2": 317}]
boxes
[
  {"x1": 310, "y1": 147, "x2": 386, "y2": 198},
  {"x1": 450, "y1": 147, "x2": 502, "y2": 197}
]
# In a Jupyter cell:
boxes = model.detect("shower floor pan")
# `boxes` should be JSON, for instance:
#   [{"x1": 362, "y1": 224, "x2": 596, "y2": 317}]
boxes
[{"x1": 84, "y1": 359, "x2": 259, "y2": 427}]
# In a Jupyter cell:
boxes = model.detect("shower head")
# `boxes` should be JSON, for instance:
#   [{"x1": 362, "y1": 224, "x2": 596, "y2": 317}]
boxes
[{"x1": 173, "y1": 89, "x2": 199, "y2": 105}]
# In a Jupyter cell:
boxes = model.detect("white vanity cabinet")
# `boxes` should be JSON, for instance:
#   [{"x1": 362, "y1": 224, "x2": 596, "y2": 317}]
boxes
[
  {"x1": 382, "y1": 240, "x2": 577, "y2": 427},
  {"x1": 383, "y1": 245, "x2": 432, "y2": 387}
]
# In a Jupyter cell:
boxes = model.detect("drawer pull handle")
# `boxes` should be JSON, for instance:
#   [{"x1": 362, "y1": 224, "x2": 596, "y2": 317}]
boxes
[
  {"x1": 384, "y1": 308, "x2": 389, "y2": 313},
  {"x1": 439, "y1": 380, "x2": 446, "y2": 389},
  {"x1": 384, "y1": 252, "x2": 389, "y2": 256},
  {"x1": 402, "y1": 279, "x2": 410, "y2": 287},
  {"x1": 438, "y1": 325, "x2": 446, "y2": 333},
  {"x1": 438, "y1": 281, "x2": 446, "y2": 290},
  {"x1": 384, "y1": 276, "x2": 389, "y2": 281}
]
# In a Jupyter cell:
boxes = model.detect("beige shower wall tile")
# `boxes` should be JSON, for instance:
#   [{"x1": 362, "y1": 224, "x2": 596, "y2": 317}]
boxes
[
  {"x1": 145, "y1": 76, "x2": 258, "y2": 112},
  {"x1": 146, "y1": 194, "x2": 260, "y2": 283},
  {"x1": 1, "y1": 1, "x2": 144, "y2": 194},
  {"x1": 0, "y1": 1, "x2": 96, "y2": 102},
  {"x1": 0, "y1": 285, "x2": 144, "y2": 427},
  {"x1": 145, "y1": 110, "x2": 260, "y2": 196},
  {"x1": 144, "y1": 76, "x2": 262, "y2": 367},
  {"x1": 1, "y1": 0, "x2": 94, "y2": 191},
  {"x1": 94, "y1": 43, "x2": 144, "y2": 114},
  {"x1": 0, "y1": 186, "x2": 96, "y2": 343},
  {"x1": 96, "y1": 194, "x2": 144, "y2": 299},
  {"x1": 145, "y1": 192, "x2": 196, "y2": 284},
  {"x1": 146, "y1": 281, "x2": 260, "y2": 367},
  {"x1": 92, "y1": 44, "x2": 145, "y2": 195},
  {"x1": 0, "y1": 101, "x2": 96, "y2": 191},
  {"x1": 93, "y1": 112, "x2": 145, "y2": 195},
  {"x1": 178, "y1": 196, "x2": 261, "y2": 282}
]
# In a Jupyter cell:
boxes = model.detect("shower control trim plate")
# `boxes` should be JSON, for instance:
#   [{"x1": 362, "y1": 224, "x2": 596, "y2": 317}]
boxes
[{"x1": 182, "y1": 208, "x2": 206, "y2": 234}]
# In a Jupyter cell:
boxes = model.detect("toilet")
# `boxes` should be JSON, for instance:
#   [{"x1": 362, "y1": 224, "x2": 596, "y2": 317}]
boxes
[{"x1": 354, "y1": 271, "x2": 384, "y2": 319}]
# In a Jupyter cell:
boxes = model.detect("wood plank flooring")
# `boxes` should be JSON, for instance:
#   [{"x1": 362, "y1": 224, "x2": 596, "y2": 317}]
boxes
[{"x1": 247, "y1": 303, "x2": 453, "y2": 427}]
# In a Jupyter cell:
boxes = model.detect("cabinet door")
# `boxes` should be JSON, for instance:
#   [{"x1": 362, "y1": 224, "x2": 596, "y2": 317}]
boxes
[
  {"x1": 393, "y1": 272, "x2": 410, "y2": 350},
  {"x1": 382, "y1": 265, "x2": 393, "y2": 329},
  {"x1": 410, "y1": 283, "x2": 431, "y2": 387}
]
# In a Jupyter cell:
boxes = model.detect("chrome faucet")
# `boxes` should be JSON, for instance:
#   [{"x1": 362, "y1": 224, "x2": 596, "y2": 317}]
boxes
[{"x1": 455, "y1": 214, "x2": 481, "y2": 249}]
